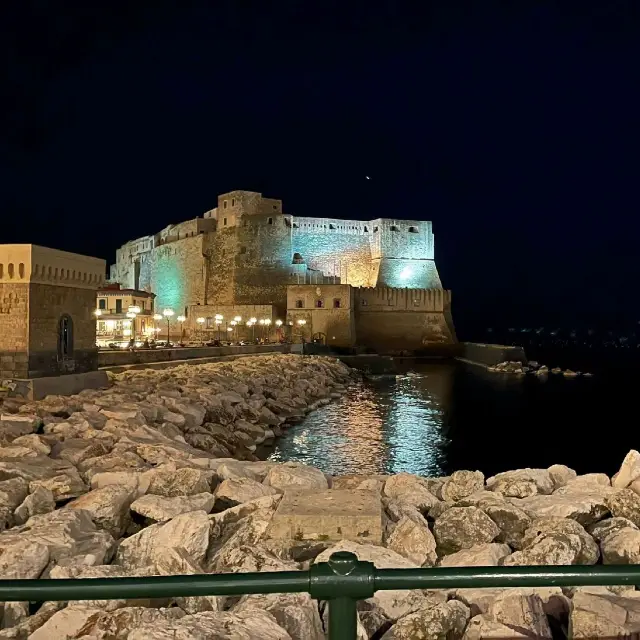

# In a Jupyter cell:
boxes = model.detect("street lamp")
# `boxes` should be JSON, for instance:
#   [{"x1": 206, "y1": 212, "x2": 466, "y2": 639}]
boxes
[
  {"x1": 162, "y1": 308, "x2": 174, "y2": 345},
  {"x1": 196, "y1": 317, "x2": 205, "y2": 342},
  {"x1": 264, "y1": 318, "x2": 272, "y2": 342},
  {"x1": 177, "y1": 315, "x2": 186, "y2": 342},
  {"x1": 297, "y1": 318, "x2": 307, "y2": 343},
  {"x1": 126, "y1": 305, "x2": 140, "y2": 345},
  {"x1": 275, "y1": 319, "x2": 283, "y2": 342},
  {"x1": 153, "y1": 314, "x2": 162, "y2": 340}
]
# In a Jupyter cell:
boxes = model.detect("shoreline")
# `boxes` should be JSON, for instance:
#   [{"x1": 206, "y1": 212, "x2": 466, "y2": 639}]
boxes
[{"x1": 1, "y1": 355, "x2": 639, "y2": 638}]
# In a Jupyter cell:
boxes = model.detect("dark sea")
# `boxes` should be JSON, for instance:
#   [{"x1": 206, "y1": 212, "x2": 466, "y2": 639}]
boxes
[{"x1": 262, "y1": 357, "x2": 634, "y2": 478}]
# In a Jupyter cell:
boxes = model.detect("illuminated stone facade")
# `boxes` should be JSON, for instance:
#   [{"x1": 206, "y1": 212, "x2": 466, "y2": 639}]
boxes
[
  {"x1": 287, "y1": 285, "x2": 456, "y2": 350},
  {"x1": 111, "y1": 191, "x2": 445, "y2": 330},
  {"x1": 0, "y1": 244, "x2": 106, "y2": 379}
]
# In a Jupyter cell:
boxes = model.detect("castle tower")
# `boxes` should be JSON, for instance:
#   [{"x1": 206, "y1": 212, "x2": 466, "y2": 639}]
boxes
[{"x1": 369, "y1": 219, "x2": 442, "y2": 289}]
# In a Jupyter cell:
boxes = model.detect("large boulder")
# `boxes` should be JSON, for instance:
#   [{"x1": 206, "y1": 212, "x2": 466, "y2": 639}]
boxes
[
  {"x1": 383, "y1": 473, "x2": 439, "y2": 513},
  {"x1": 570, "y1": 590, "x2": 640, "y2": 638},
  {"x1": 612, "y1": 450, "x2": 640, "y2": 490},
  {"x1": 503, "y1": 517, "x2": 598, "y2": 566},
  {"x1": 214, "y1": 477, "x2": 278, "y2": 510},
  {"x1": 130, "y1": 492, "x2": 215, "y2": 522},
  {"x1": 13, "y1": 486, "x2": 55, "y2": 525},
  {"x1": 128, "y1": 610, "x2": 291, "y2": 640},
  {"x1": 440, "y1": 470, "x2": 484, "y2": 502},
  {"x1": 381, "y1": 600, "x2": 470, "y2": 640},
  {"x1": 386, "y1": 515, "x2": 437, "y2": 566},
  {"x1": 439, "y1": 543, "x2": 511, "y2": 567},
  {"x1": 485, "y1": 468, "x2": 554, "y2": 498},
  {"x1": 433, "y1": 507, "x2": 500, "y2": 555},
  {"x1": 547, "y1": 463, "x2": 577, "y2": 489},
  {"x1": 600, "y1": 526, "x2": 640, "y2": 564},
  {"x1": 67, "y1": 485, "x2": 135, "y2": 538},
  {"x1": 234, "y1": 593, "x2": 324, "y2": 640},
  {"x1": 0, "y1": 539, "x2": 49, "y2": 579},
  {"x1": 607, "y1": 488, "x2": 640, "y2": 527},
  {"x1": 115, "y1": 510, "x2": 210, "y2": 568},
  {"x1": 263, "y1": 463, "x2": 328, "y2": 493},
  {"x1": 484, "y1": 502, "x2": 531, "y2": 549}
]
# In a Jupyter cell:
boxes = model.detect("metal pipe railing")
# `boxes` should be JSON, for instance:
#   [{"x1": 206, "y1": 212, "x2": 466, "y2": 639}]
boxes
[{"x1": 0, "y1": 551, "x2": 638, "y2": 640}]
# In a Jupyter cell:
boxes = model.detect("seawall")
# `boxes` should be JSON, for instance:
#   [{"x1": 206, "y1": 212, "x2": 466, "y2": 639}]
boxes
[
  {"x1": 98, "y1": 343, "x2": 302, "y2": 370},
  {"x1": 457, "y1": 342, "x2": 528, "y2": 368}
]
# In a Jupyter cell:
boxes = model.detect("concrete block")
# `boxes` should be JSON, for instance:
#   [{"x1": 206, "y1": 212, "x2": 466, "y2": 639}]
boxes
[{"x1": 267, "y1": 489, "x2": 383, "y2": 544}]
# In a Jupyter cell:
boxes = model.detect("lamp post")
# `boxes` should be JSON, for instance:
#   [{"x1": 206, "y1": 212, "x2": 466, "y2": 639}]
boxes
[
  {"x1": 297, "y1": 318, "x2": 307, "y2": 343},
  {"x1": 264, "y1": 318, "x2": 272, "y2": 342},
  {"x1": 196, "y1": 317, "x2": 205, "y2": 343},
  {"x1": 230, "y1": 320, "x2": 237, "y2": 341},
  {"x1": 126, "y1": 305, "x2": 140, "y2": 346},
  {"x1": 153, "y1": 313, "x2": 162, "y2": 340},
  {"x1": 177, "y1": 315, "x2": 186, "y2": 343},
  {"x1": 233, "y1": 315, "x2": 242, "y2": 341},
  {"x1": 162, "y1": 308, "x2": 174, "y2": 345},
  {"x1": 213, "y1": 314, "x2": 222, "y2": 341},
  {"x1": 275, "y1": 319, "x2": 283, "y2": 342}
]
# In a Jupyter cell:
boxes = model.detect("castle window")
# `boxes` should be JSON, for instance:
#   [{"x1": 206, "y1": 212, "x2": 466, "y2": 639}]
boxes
[
  {"x1": 273, "y1": 204, "x2": 277, "y2": 209},
  {"x1": 223, "y1": 218, "x2": 228, "y2": 226},
  {"x1": 329, "y1": 224, "x2": 336, "y2": 230},
  {"x1": 239, "y1": 246, "x2": 247, "y2": 254},
  {"x1": 315, "y1": 299, "x2": 324, "y2": 308},
  {"x1": 8, "y1": 263, "x2": 14, "y2": 279},
  {"x1": 409, "y1": 226, "x2": 419, "y2": 233},
  {"x1": 18, "y1": 263, "x2": 25, "y2": 278},
  {"x1": 231, "y1": 198, "x2": 235, "y2": 206},
  {"x1": 390, "y1": 225, "x2": 399, "y2": 231},
  {"x1": 373, "y1": 226, "x2": 379, "y2": 233},
  {"x1": 333, "y1": 298, "x2": 341, "y2": 308},
  {"x1": 98, "y1": 299, "x2": 106, "y2": 310},
  {"x1": 223, "y1": 200, "x2": 228, "y2": 209},
  {"x1": 361, "y1": 299, "x2": 368, "y2": 306},
  {"x1": 268, "y1": 217, "x2": 273, "y2": 225},
  {"x1": 295, "y1": 299, "x2": 304, "y2": 308},
  {"x1": 115, "y1": 299, "x2": 123, "y2": 313},
  {"x1": 0, "y1": 264, "x2": 3, "y2": 278},
  {"x1": 364, "y1": 226, "x2": 369, "y2": 232}
]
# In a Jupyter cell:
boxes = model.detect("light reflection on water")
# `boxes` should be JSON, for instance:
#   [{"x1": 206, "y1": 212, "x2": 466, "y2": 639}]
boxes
[{"x1": 265, "y1": 365, "x2": 453, "y2": 476}]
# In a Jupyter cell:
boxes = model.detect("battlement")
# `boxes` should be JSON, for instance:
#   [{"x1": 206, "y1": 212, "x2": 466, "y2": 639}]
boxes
[{"x1": 356, "y1": 286, "x2": 451, "y2": 311}]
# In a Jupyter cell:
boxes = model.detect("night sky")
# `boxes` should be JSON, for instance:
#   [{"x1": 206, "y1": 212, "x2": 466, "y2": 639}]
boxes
[{"x1": 2, "y1": 1, "x2": 639, "y2": 336}]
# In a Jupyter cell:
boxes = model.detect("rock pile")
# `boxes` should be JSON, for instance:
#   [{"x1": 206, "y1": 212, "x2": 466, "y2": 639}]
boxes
[{"x1": 0, "y1": 357, "x2": 638, "y2": 638}]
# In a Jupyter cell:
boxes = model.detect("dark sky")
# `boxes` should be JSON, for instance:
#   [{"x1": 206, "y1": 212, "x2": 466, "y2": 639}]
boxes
[{"x1": 2, "y1": 1, "x2": 639, "y2": 335}]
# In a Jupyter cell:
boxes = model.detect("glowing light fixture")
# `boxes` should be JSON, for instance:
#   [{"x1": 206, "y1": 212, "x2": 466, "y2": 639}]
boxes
[
  {"x1": 399, "y1": 267, "x2": 412, "y2": 280},
  {"x1": 177, "y1": 315, "x2": 186, "y2": 323},
  {"x1": 234, "y1": 315, "x2": 242, "y2": 323},
  {"x1": 94, "y1": 309, "x2": 102, "y2": 317},
  {"x1": 275, "y1": 319, "x2": 283, "y2": 327},
  {"x1": 153, "y1": 314, "x2": 163, "y2": 321},
  {"x1": 162, "y1": 308, "x2": 174, "y2": 317},
  {"x1": 196, "y1": 317, "x2": 205, "y2": 325}
]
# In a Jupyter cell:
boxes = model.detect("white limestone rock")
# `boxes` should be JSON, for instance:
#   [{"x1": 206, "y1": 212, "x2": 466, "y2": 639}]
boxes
[
  {"x1": 13, "y1": 486, "x2": 55, "y2": 526},
  {"x1": 440, "y1": 470, "x2": 485, "y2": 502},
  {"x1": 128, "y1": 609, "x2": 292, "y2": 640},
  {"x1": 570, "y1": 590, "x2": 640, "y2": 638},
  {"x1": 486, "y1": 468, "x2": 554, "y2": 498},
  {"x1": 547, "y1": 463, "x2": 577, "y2": 489},
  {"x1": 433, "y1": 507, "x2": 500, "y2": 555},
  {"x1": 613, "y1": 449, "x2": 640, "y2": 490},
  {"x1": 483, "y1": 502, "x2": 531, "y2": 549},
  {"x1": 386, "y1": 514, "x2": 437, "y2": 566},
  {"x1": 439, "y1": 543, "x2": 511, "y2": 567},
  {"x1": 264, "y1": 462, "x2": 328, "y2": 493},
  {"x1": 381, "y1": 600, "x2": 470, "y2": 640},
  {"x1": 214, "y1": 476, "x2": 279, "y2": 510},
  {"x1": 383, "y1": 473, "x2": 440, "y2": 513},
  {"x1": 130, "y1": 492, "x2": 215, "y2": 521},
  {"x1": 607, "y1": 487, "x2": 640, "y2": 527},
  {"x1": 115, "y1": 510, "x2": 210, "y2": 569},
  {"x1": 146, "y1": 464, "x2": 212, "y2": 497},
  {"x1": 67, "y1": 485, "x2": 135, "y2": 538}
]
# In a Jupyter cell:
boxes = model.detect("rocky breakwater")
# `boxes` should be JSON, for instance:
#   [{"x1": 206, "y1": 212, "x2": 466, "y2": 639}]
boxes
[{"x1": 0, "y1": 363, "x2": 638, "y2": 639}]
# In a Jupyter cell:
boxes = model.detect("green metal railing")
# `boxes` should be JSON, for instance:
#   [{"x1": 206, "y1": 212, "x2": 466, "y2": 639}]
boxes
[{"x1": 1, "y1": 552, "x2": 639, "y2": 639}]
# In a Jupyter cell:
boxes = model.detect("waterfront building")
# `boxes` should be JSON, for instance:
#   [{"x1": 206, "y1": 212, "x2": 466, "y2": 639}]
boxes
[
  {"x1": 0, "y1": 244, "x2": 107, "y2": 398},
  {"x1": 95, "y1": 283, "x2": 156, "y2": 346}
]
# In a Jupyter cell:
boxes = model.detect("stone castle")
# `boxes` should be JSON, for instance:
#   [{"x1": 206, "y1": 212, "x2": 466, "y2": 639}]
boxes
[{"x1": 111, "y1": 190, "x2": 455, "y2": 348}]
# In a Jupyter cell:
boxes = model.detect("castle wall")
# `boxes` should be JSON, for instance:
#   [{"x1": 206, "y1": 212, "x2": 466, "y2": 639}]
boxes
[
  {"x1": 355, "y1": 287, "x2": 455, "y2": 349},
  {"x1": 291, "y1": 218, "x2": 373, "y2": 286},
  {"x1": 203, "y1": 227, "x2": 237, "y2": 307},
  {"x1": 0, "y1": 282, "x2": 30, "y2": 378},
  {"x1": 150, "y1": 235, "x2": 206, "y2": 317},
  {"x1": 234, "y1": 213, "x2": 291, "y2": 311}
]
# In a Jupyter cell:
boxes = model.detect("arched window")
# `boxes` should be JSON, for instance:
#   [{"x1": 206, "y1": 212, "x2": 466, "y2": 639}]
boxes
[
  {"x1": 58, "y1": 314, "x2": 74, "y2": 360},
  {"x1": 8, "y1": 263, "x2": 14, "y2": 279},
  {"x1": 18, "y1": 263, "x2": 25, "y2": 278}
]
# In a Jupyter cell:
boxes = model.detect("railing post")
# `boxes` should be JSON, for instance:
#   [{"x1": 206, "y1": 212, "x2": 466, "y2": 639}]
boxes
[{"x1": 309, "y1": 552, "x2": 376, "y2": 640}]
